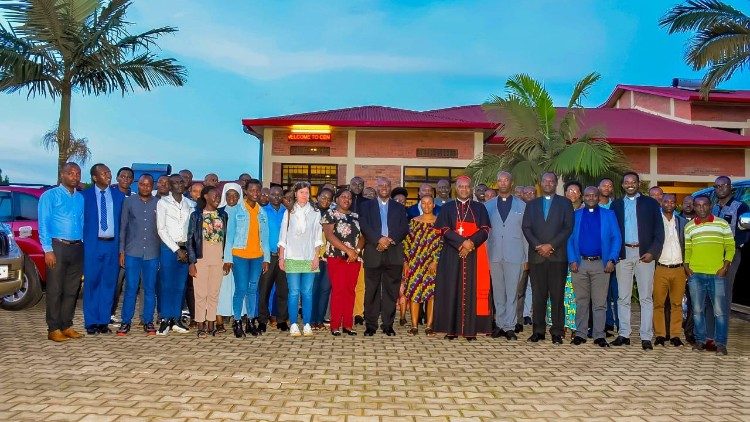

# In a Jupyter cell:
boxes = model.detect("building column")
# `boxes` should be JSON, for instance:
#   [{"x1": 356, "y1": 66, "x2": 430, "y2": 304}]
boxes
[
  {"x1": 346, "y1": 130, "x2": 356, "y2": 182},
  {"x1": 649, "y1": 146, "x2": 658, "y2": 185},
  {"x1": 262, "y1": 128, "x2": 274, "y2": 186},
  {"x1": 745, "y1": 148, "x2": 750, "y2": 178}
]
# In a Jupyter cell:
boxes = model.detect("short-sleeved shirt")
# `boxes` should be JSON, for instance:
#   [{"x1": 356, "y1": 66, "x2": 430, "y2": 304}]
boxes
[{"x1": 320, "y1": 209, "x2": 360, "y2": 259}]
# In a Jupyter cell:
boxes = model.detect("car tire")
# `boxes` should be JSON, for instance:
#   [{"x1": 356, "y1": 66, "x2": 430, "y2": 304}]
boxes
[{"x1": 0, "y1": 257, "x2": 43, "y2": 311}]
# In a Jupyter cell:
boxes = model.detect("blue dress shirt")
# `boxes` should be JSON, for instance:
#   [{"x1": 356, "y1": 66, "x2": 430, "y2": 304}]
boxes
[
  {"x1": 38, "y1": 185, "x2": 84, "y2": 252},
  {"x1": 378, "y1": 199, "x2": 389, "y2": 237},
  {"x1": 623, "y1": 193, "x2": 640, "y2": 244},
  {"x1": 579, "y1": 207, "x2": 602, "y2": 256},
  {"x1": 96, "y1": 186, "x2": 115, "y2": 238},
  {"x1": 263, "y1": 203, "x2": 286, "y2": 254},
  {"x1": 542, "y1": 196, "x2": 552, "y2": 220}
]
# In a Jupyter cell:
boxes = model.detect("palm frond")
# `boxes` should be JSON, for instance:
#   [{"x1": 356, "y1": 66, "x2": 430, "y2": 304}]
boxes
[
  {"x1": 465, "y1": 153, "x2": 506, "y2": 186},
  {"x1": 42, "y1": 125, "x2": 91, "y2": 164},
  {"x1": 550, "y1": 135, "x2": 629, "y2": 186},
  {"x1": 567, "y1": 72, "x2": 600, "y2": 109},
  {"x1": 116, "y1": 26, "x2": 179, "y2": 54},
  {"x1": 688, "y1": 26, "x2": 750, "y2": 69},
  {"x1": 659, "y1": 0, "x2": 750, "y2": 33},
  {"x1": 701, "y1": 50, "x2": 750, "y2": 93}
]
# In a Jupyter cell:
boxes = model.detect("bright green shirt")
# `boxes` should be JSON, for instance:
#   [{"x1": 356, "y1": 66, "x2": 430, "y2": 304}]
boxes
[{"x1": 684, "y1": 216, "x2": 735, "y2": 275}]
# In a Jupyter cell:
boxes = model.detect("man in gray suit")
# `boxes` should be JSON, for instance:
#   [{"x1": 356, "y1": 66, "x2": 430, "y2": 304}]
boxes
[{"x1": 485, "y1": 171, "x2": 528, "y2": 340}]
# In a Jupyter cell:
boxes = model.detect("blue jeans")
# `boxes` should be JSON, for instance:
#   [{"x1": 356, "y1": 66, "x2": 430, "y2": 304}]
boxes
[
  {"x1": 158, "y1": 243, "x2": 188, "y2": 320},
  {"x1": 121, "y1": 256, "x2": 158, "y2": 325},
  {"x1": 606, "y1": 273, "x2": 619, "y2": 329},
  {"x1": 688, "y1": 273, "x2": 728, "y2": 346},
  {"x1": 287, "y1": 272, "x2": 315, "y2": 325},
  {"x1": 233, "y1": 256, "x2": 262, "y2": 320},
  {"x1": 311, "y1": 261, "x2": 330, "y2": 324}
]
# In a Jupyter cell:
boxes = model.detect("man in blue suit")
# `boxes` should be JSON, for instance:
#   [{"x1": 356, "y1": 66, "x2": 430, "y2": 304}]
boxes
[
  {"x1": 83, "y1": 164, "x2": 125, "y2": 335},
  {"x1": 407, "y1": 183, "x2": 441, "y2": 219},
  {"x1": 567, "y1": 186, "x2": 621, "y2": 347}
]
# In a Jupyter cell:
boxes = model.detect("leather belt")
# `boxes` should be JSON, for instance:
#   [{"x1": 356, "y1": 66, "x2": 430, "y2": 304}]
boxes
[
  {"x1": 657, "y1": 262, "x2": 683, "y2": 268},
  {"x1": 53, "y1": 238, "x2": 82, "y2": 245},
  {"x1": 581, "y1": 256, "x2": 601, "y2": 261},
  {"x1": 98, "y1": 237, "x2": 115, "y2": 241},
  {"x1": 624, "y1": 243, "x2": 640, "y2": 248}
]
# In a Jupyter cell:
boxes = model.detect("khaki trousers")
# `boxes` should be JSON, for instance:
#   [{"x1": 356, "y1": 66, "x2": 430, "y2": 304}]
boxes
[
  {"x1": 653, "y1": 265, "x2": 687, "y2": 338},
  {"x1": 354, "y1": 267, "x2": 365, "y2": 317},
  {"x1": 193, "y1": 242, "x2": 224, "y2": 323}
]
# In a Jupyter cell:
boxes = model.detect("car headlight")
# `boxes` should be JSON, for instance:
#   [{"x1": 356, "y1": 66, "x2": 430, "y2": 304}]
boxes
[{"x1": 739, "y1": 212, "x2": 750, "y2": 230}]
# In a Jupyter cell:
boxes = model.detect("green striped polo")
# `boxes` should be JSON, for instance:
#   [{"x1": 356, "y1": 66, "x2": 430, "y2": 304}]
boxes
[{"x1": 684, "y1": 215, "x2": 735, "y2": 275}]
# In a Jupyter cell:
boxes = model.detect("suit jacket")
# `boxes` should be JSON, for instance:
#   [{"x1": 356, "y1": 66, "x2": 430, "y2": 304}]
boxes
[
  {"x1": 406, "y1": 203, "x2": 441, "y2": 220},
  {"x1": 521, "y1": 195, "x2": 574, "y2": 264},
  {"x1": 567, "y1": 207, "x2": 622, "y2": 269},
  {"x1": 484, "y1": 196, "x2": 527, "y2": 264},
  {"x1": 82, "y1": 185, "x2": 125, "y2": 249},
  {"x1": 359, "y1": 198, "x2": 409, "y2": 268},
  {"x1": 611, "y1": 195, "x2": 664, "y2": 259}
]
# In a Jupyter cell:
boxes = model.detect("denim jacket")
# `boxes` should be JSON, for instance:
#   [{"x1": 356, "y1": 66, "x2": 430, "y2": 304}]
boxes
[{"x1": 223, "y1": 202, "x2": 271, "y2": 263}]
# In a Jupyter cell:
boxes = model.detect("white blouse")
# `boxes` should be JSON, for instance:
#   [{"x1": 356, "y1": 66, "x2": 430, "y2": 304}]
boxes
[{"x1": 278, "y1": 203, "x2": 323, "y2": 260}]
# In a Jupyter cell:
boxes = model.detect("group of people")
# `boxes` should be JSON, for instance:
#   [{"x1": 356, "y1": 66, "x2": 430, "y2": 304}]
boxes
[{"x1": 39, "y1": 163, "x2": 744, "y2": 355}]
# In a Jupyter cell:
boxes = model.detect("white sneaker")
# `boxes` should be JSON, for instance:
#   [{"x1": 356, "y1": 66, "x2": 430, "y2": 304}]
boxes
[
  {"x1": 290, "y1": 323, "x2": 301, "y2": 337},
  {"x1": 303, "y1": 324, "x2": 313, "y2": 336}
]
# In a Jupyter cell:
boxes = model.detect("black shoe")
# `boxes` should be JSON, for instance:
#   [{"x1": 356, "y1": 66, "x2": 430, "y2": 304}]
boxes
[
  {"x1": 354, "y1": 315, "x2": 364, "y2": 326},
  {"x1": 85, "y1": 326, "x2": 99, "y2": 335},
  {"x1": 331, "y1": 330, "x2": 341, "y2": 336},
  {"x1": 466, "y1": 336, "x2": 476, "y2": 341},
  {"x1": 243, "y1": 316, "x2": 251, "y2": 335},
  {"x1": 605, "y1": 330, "x2": 614, "y2": 338},
  {"x1": 594, "y1": 338, "x2": 610, "y2": 347},
  {"x1": 156, "y1": 320, "x2": 170, "y2": 336},
  {"x1": 612, "y1": 336, "x2": 630, "y2": 346},
  {"x1": 342, "y1": 328, "x2": 357, "y2": 336},
  {"x1": 570, "y1": 336, "x2": 586, "y2": 345},
  {"x1": 642, "y1": 340, "x2": 653, "y2": 350},
  {"x1": 247, "y1": 320, "x2": 259, "y2": 336},
  {"x1": 172, "y1": 320, "x2": 189, "y2": 333},
  {"x1": 364, "y1": 328, "x2": 376, "y2": 336},
  {"x1": 716, "y1": 345, "x2": 728, "y2": 355},
  {"x1": 587, "y1": 329, "x2": 593, "y2": 339},
  {"x1": 551, "y1": 335, "x2": 563, "y2": 345},
  {"x1": 514, "y1": 323, "x2": 523, "y2": 333},
  {"x1": 382, "y1": 326, "x2": 396, "y2": 336},
  {"x1": 685, "y1": 334, "x2": 696, "y2": 345},
  {"x1": 232, "y1": 320, "x2": 245, "y2": 338},
  {"x1": 505, "y1": 331, "x2": 517, "y2": 341},
  {"x1": 116, "y1": 323, "x2": 130, "y2": 336},
  {"x1": 399, "y1": 318, "x2": 407, "y2": 326},
  {"x1": 669, "y1": 337, "x2": 684, "y2": 347},
  {"x1": 143, "y1": 322, "x2": 156, "y2": 335},
  {"x1": 654, "y1": 336, "x2": 667, "y2": 346},
  {"x1": 258, "y1": 322, "x2": 267, "y2": 333},
  {"x1": 491, "y1": 327, "x2": 506, "y2": 338},
  {"x1": 524, "y1": 316, "x2": 532, "y2": 325},
  {"x1": 605, "y1": 324, "x2": 615, "y2": 332},
  {"x1": 98, "y1": 324, "x2": 112, "y2": 334},
  {"x1": 692, "y1": 342, "x2": 706, "y2": 351},
  {"x1": 444, "y1": 334, "x2": 457, "y2": 340},
  {"x1": 527, "y1": 333, "x2": 545, "y2": 343},
  {"x1": 277, "y1": 322, "x2": 289, "y2": 332}
]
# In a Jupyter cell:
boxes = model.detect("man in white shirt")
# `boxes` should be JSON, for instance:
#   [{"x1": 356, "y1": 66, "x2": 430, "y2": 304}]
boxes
[
  {"x1": 156, "y1": 174, "x2": 195, "y2": 335},
  {"x1": 653, "y1": 194, "x2": 687, "y2": 347}
]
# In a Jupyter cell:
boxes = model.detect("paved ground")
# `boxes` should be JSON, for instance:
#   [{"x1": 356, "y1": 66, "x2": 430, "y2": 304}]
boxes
[{"x1": 0, "y1": 298, "x2": 748, "y2": 422}]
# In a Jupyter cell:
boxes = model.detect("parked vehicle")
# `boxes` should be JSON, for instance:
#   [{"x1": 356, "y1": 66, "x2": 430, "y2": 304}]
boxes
[
  {"x1": 0, "y1": 223, "x2": 28, "y2": 307},
  {"x1": 0, "y1": 184, "x2": 50, "y2": 310}
]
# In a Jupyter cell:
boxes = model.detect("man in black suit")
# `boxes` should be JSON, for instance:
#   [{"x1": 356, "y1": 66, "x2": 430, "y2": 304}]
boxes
[
  {"x1": 521, "y1": 172, "x2": 574, "y2": 345},
  {"x1": 611, "y1": 171, "x2": 664, "y2": 350},
  {"x1": 359, "y1": 176, "x2": 409, "y2": 336},
  {"x1": 406, "y1": 183, "x2": 441, "y2": 219}
]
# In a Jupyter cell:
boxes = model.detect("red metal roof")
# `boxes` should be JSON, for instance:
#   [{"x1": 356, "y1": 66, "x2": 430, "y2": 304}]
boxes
[
  {"x1": 602, "y1": 84, "x2": 750, "y2": 107},
  {"x1": 242, "y1": 105, "x2": 497, "y2": 130}
]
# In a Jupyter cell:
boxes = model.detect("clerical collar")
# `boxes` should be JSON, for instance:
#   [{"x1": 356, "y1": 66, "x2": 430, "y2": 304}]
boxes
[
  {"x1": 458, "y1": 198, "x2": 470, "y2": 204},
  {"x1": 587, "y1": 206, "x2": 598, "y2": 213},
  {"x1": 544, "y1": 195, "x2": 552, "y2": 200}
]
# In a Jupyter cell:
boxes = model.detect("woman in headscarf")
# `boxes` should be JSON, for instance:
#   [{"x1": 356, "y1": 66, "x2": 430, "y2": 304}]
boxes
[{"x1": 216, "y1": 183, "x2": 245, "y2": 333}]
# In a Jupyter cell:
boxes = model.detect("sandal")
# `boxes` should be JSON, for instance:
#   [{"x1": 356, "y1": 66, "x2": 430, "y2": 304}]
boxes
[
  {"x1": 409, "y1": 327, "x2": 418, "y2": 336},
  {"x1": 197, "y1": 329, "x2": 207, "y2": 338},
  {"x1": 425, "y1": 327, "x2": 435, "y2": 337}
]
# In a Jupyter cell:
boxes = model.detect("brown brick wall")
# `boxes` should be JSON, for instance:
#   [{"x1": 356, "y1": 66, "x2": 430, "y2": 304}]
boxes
[
  {"x1": 355, "y1": 130, "x2": 475, "y2": 159},
  {"x1": 354, "y1": 165, "x2": 402, "y2": 187},
  {"x1": 620, "y1": 146, "x2": 650, "y2": 174},
  {"x1": 633, "y1": 92, "x2": 671, "y2": 115},
  {"x1": 337, "y1": 165, "x2": 347, "y2": 186},
  {"x1": 483, "y1": 144, "x2": 507, "y2": 156},
  {"x1": 690, "y1": 104, "x2": 750, "y2": 123},
  {"x1": 272, "y1": 162, "x2": 281, "y2": 185},
  {"x1": 272, "y1": 130, "x2": 348, "y2": 157},
  {"x1": 657, "y1": 147, "x2": 746, "y2": 176},
  {"x1": 673, "y1": 99, "x2": 692, "y2": 120}
]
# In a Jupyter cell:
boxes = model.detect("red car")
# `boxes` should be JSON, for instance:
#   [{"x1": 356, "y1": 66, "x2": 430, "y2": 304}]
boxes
[{"x1": 0, "y1": 184, "x2": 51, "y2": 310}]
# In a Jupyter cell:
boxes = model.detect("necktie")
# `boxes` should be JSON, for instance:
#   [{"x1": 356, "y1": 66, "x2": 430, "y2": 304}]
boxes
[{"x1": 100, "y1": 190, "x2": 108, "y2": 232}]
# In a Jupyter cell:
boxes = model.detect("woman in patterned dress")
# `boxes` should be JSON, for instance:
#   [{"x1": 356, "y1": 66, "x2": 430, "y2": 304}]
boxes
[{"x1": 402, "y1": 195, "x2": 442, "y2": 336}]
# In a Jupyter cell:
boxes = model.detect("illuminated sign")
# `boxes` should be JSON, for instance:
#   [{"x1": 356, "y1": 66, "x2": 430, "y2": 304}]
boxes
[{"x1": 288, "y1": 133, "x2": 332, "y2": 141}]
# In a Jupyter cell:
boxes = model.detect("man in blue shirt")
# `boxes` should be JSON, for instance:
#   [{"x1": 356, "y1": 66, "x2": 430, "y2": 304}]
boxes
[
  {"x1": 82, "y1": 164, "x2": 125, "y2": 335},
  {"x1": 38, "y1": 162, "x2": 85, "y2": 342},
  {"x1": 568, "y1": 187, "x2": 621, "y2": 347},
  {"x1": 257, "y1": 185, "x2": 289, "y2": 332}
]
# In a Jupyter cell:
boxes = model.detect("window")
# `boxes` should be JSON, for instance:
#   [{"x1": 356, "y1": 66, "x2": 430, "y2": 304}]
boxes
[
  {"x1": 280, "y1": 164, "x2": 338, "y2": 195},
  {"x1": 402, "y1": 166, "x2": 464, "y2": 205},
  {"x1": 416, "y1": 148, "x2": 458, "y2": 158},
  {"x1": 714, "y1": 127, "x2": 743, "y2": 135},
  {"x1": 0, "y1": 192, "x2": 11, "y2": 222},
  {"x1": 290, "y1": 146, "x2": 330, "y2": 156},
  {"x1": 16, "y1": 193, "x2": 38, "y2": 221}
]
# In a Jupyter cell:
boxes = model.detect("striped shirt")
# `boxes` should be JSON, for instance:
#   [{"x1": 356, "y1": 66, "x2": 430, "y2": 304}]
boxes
[{"x1": 684, "y1": 215, "x2": 735, "y2": 275}]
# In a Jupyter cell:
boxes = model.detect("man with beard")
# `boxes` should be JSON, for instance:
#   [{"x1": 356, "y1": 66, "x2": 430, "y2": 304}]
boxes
[
  {"x1": 522, "y1": 172, "x2": 574, "y2": 345},
  {"x1": 433, "y1": 175, "x2": 492, "y2": 340},
  {"x1": 681, "y1": 196, "x2": 696, "y2": 220}
]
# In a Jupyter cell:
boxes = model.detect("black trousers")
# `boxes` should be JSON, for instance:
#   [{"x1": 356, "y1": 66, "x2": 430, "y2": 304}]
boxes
[
  {"x1": 258, "y1": 254, "x2": 288, "y2": 323},
  {"x1": 529, "y1": 260, "x2": 567, "y2": 337},
  {"x1": 184, "y1": 276, "x2": 194, "y2": 320},
  {"x1": 46, "y1": 240, "x2": 83, "y2": 332},
  {"x1": 364, "y1": 264, "x2": 402, "y2": 331}
]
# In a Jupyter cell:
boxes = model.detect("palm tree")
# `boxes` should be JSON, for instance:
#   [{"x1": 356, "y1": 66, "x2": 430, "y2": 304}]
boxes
[
  {"x1": 41, "y1": 126, "x2": 91, "y2": 165},
  {"x1": 0, "y1": 0, "x2": 186, "y2": 180},
  {"x1": 660, "y1": 0, "x2": 750, "y2": 96},
  {"x1": 466, "y1": 73, "x2": 630, "y2": 188}
]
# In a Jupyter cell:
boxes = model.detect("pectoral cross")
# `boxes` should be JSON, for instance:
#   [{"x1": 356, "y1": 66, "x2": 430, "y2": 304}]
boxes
[{"x1": 457, "y1": 224, "x2": 464, "y2": 235}]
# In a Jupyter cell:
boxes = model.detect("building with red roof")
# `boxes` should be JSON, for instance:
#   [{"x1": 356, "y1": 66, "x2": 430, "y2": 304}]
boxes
[{"x1": 242, "y1": 84, "x2": 750, "y2": 200}]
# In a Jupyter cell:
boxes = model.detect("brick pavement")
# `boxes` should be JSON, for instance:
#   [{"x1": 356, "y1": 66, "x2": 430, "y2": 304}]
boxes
[{"x1": 0, "y1": 298, "x2": 748, "y2": 421}]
